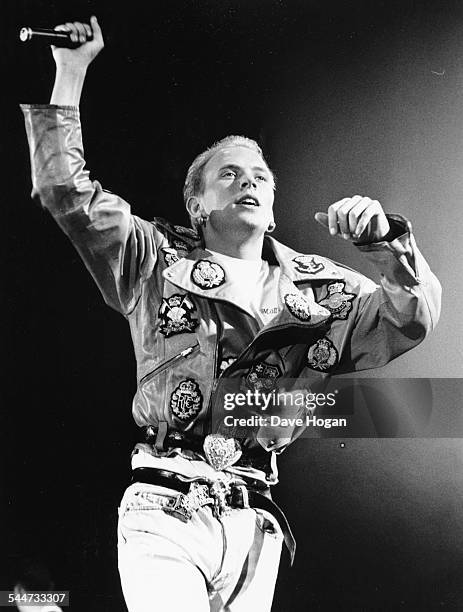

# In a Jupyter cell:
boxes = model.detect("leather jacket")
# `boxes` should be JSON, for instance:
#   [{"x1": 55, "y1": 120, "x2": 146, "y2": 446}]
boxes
[{"x1": 21, "y1": 104, "x2": 441, "y2": 474}]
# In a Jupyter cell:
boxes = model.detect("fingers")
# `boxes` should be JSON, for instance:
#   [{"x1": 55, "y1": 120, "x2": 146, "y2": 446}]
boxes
[
  {"x1": 53, "y1": 18, "x2": 99, "y2": 44},
  {"x1": 319, "y1": 196, "x2": 384, "y2": 241},
  {"x1": 354, "y1": 205, "x2": 377, "y2": 238}
]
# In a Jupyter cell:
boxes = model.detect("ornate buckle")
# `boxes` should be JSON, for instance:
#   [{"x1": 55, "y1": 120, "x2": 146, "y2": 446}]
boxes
[
  {"x1": 203, "y1": 434, "x2": 242, "y2": 471},
  {"x1": 163, "y1": 482, "x2": 213, "y2": 523}
]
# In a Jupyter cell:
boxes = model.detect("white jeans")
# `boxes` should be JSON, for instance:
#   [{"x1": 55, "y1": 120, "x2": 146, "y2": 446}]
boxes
[{"x1": 117, "y1": 482, "x2": 283, "y2": 612}]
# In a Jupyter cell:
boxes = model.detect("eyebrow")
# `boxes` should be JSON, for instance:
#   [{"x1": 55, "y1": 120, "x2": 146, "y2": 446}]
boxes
[{"x1": 218, "y1": 164, "x2": 270, "y2": 174}]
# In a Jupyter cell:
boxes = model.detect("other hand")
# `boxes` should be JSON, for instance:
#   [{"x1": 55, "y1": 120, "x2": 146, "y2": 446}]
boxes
[{"x1": 314, "y1": 195, "x2": 390, "y2": 243}]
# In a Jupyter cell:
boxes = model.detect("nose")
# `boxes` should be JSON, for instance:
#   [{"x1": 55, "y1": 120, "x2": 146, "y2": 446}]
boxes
[{"x1": 240, "y1": 172, "x2": 257, "y2": 190}]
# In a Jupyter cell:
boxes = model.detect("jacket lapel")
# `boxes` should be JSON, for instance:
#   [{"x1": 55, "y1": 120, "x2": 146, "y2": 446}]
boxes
[
  {"x1": 161, "y1": 237, "x2": 345, "y2": 326},
  {"x1": 162, "y1": 247, "x2": 258, "y2": 317}
]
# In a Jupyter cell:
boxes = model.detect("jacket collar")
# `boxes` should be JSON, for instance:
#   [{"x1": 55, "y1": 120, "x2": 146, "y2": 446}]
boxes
[
  {"x1": 264, "y1": 236, "x2": 344, "y2": 282},
  {"x1": 161, "y1": 231, "x2": 343, "y2": 324}
]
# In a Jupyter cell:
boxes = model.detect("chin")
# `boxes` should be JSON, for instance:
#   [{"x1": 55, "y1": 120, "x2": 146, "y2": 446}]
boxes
[{"x1": 210, "y1": 210, "x2": 267, "y2": 235}]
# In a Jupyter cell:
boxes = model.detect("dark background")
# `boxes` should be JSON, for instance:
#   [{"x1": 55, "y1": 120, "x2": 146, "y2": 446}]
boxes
[{"x1": 1, "y1": 1, "x2": 463, "y2": 610}]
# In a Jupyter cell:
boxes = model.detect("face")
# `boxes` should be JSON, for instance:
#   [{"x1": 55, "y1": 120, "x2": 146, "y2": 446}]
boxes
[{"x1": 196, "y1": 145, "x2": 275, "y2": 234}]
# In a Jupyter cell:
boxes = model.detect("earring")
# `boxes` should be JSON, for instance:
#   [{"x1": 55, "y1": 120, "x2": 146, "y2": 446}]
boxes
[
  {"x1": 197, "y1": 215, "x2": 208, "y2": 228},
  {"x1": 266, "y1": 221, "x2": 276, "y2": 233}
]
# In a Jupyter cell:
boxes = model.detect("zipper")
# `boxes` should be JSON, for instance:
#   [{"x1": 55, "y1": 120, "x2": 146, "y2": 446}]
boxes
[
  {"x1": 207, "y1": 318, "x2": 329, "y2": 420},
  {"x1": 203, "y1": 301, "x2": 222, "y2": 437},
  {"x1": 140, "y1": 342, "x2": 200, "y2": 386},
  {"x1": 218, "y1": 318, "x2": 329, "y2": 379}
]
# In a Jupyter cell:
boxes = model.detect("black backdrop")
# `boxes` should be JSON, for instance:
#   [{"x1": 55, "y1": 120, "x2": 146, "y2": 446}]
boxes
[{"x1": 2, "y1": 1, "x2": 463, "y2": 610}]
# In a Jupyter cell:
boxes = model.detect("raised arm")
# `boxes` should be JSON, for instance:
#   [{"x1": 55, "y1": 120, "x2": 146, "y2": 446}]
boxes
[{"x1": 21, "y1": 18, "x2": 163, "y2": 315}]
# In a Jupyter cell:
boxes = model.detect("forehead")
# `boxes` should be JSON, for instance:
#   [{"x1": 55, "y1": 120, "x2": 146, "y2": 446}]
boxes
[{"x1": 204, "y1": 145, "x2": 268, "y2": 175}]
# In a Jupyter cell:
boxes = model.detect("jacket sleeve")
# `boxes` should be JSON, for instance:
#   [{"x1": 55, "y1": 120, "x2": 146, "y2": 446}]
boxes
[
  {"x1": 340, "y1": 215, "x2": 441, "y2": 372},
  {"x1": 21, "y1": 104, "x2": 165, "y2": 315}
]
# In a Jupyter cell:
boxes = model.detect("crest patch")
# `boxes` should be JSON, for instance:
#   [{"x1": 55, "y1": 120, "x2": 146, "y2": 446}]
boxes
[
  {"x1": 191, "y1": 260, "x2": 226, "y2": 289},
  {"x1": 318, "y1": 282, "x2": 355, "y2": 320},
  {"x1": 246, "y1": 362, "x2": 282, "y2": 391},
  {"x1": 284, "y1": 293, "x2": 312, "y2": 321},
  {"x1": 293, "y1": 255, "x2": 325, "y2": 275},
  {"x1": 159, "y1": 294, "x2": 198, "y2": 337},
  {"x1": 307, "y1": 338, "x2": 338, "y2": 371},
  {"x1": 161, "y1": 247, "x2": 180, "y2": 267},
  {"x1": 170, "y1": 378, "x2": 203, "y2": 422}
]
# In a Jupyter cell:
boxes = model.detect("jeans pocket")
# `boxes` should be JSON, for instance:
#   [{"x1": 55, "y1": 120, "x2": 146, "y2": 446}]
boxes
[
  {"x1": 118, "y1": 484, "x2": 181, "y2": 547},
  {"x1": 118, "y1": 484, "x2": 178, "y2": 519}
]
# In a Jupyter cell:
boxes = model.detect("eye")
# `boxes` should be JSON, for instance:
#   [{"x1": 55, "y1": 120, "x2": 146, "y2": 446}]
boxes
[
  {"x1": 256, "y1": 175, "x2": 268, "y2": 182},
  {"x1": 221, "y1": 170, "x2": 236, "y2": 178}
]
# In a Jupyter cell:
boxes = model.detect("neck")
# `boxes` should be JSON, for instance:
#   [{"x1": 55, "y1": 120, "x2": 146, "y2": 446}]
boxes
[{"x1": 204, "y1": 226, "x2": 264, "y2": 260}]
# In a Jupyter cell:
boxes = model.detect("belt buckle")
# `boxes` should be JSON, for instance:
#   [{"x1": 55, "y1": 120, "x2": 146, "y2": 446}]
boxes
[
  {"x1": 203, "y1": 434, "x2": 242, "y2": 471},
  {"x1": 163, "y1": 482, "x2": 213, "y2": 523}
]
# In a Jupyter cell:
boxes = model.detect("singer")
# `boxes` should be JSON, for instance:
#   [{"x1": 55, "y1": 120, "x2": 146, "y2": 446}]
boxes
[{"x1": 20, "y1": 16, "x2": 441, "y2": 612}]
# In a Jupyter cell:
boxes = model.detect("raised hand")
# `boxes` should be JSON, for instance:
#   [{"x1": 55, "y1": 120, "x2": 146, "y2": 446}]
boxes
[{"x1": 52, "y1": 16, "x2": 104, "y2": 70}]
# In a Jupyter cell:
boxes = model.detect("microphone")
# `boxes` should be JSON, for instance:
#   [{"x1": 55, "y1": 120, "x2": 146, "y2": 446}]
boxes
[{"x1": 19, "y1": 27, "x2": 93, "y2": 48}]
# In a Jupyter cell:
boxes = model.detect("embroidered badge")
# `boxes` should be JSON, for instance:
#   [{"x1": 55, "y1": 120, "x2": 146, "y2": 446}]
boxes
[
  {"x1": 293, "y1": 255, "x2": 325, "y2": 275},
  {"x1": 161, "y1": 247, "x2": 180, "y2": 267},
  {"x1": 159, "y1": 294, "x2": 198, "y2": 337},
  {"x1": 174, "y1": 225, "x2": 199, "y2": 240},
  {"x1": 170, "y1": 379, "x2": 203, "y2": 422},
  {"x1": 219, "y1": 357, "x2": 237, "y2": 374},
  {"x1": 191, "y1": 260, "x2": 226, "y2": 289},
  {"x1": 284, "y1": 293, "x2": 312, "y2": 321},
  {"x1": 318, "y1": 282, "x2": 355, "y2": 320},
  {"x1": 246, "y1": 362, "x2": 282, "y2": 391},
  {"x1": 307, "y1": 338, "x2": 338, "y2": 371}
]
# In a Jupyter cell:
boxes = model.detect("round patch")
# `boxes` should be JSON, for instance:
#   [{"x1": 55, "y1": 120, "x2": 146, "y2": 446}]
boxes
[
  {"x1": 170, "y1": 378, "x2": 203, "y2": 422},
  {"x1": 318, "y1": 282, "x2": 355, "y2": 320},
  {"x1": 191, "y1": 260, "x2": 226, "y2": 289},
  {"x1": 284, "y1": 293, "x2": 312, "y2": 321},
  {"x1": 307, "y1": 338, "x2": 338, "y2": 371}
]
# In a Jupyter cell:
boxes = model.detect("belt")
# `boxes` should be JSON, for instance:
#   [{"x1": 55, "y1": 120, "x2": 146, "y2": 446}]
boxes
[
  {"x1": 144, "y1": 425, "x2": 273, "y2": 474},
  {"x1": 131, "y1": 467, "x2": 296, "y2": 565}
]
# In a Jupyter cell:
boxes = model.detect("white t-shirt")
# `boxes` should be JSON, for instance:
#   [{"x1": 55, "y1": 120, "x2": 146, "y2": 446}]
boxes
[{"x1": 207, "y1": 249, "x2": 281, "y2": 327}]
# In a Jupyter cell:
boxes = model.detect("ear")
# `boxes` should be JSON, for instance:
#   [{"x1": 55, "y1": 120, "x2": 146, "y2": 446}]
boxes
[{"x1": 186, "y1": 196, "x2": 203, "y2": 222}]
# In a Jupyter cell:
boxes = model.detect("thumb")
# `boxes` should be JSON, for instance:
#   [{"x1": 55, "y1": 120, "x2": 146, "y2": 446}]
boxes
[
  {"x1": 90, "y1": 15, "x2": 103, "y2": 40},
  {"x1": 314, "y1": 212, "x2": 329, "y2": 229}
]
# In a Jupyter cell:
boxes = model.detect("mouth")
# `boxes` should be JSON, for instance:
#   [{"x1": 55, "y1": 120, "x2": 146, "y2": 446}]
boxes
[{"x1": 235, "y1": 195, "x2": 260, "y2": 207}]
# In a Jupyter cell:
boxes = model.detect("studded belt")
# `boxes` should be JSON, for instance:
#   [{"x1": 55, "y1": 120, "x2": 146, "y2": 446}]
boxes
[{"x1": 131, "y1": 467, "x2": 296, "y2": 564}]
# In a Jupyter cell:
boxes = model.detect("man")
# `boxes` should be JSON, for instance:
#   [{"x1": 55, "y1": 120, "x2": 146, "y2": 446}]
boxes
[{"x1": 21, "y1": 16, "x2": 441, "y2": 612}]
